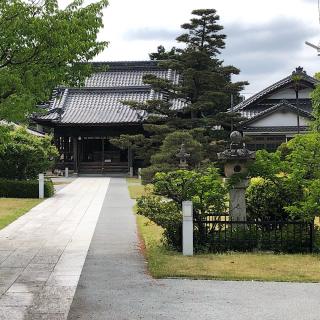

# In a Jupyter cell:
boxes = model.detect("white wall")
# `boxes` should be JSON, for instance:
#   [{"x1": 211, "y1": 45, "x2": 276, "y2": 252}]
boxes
[
  {"x1": 267, "y1": 88, "x2": 312, "y2": 100},
  {"x1": 248, "y1": 110, "x2": 310, "y2": 127}
]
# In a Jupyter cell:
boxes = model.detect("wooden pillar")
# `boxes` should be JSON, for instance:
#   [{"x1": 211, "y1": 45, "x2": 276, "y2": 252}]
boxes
[
  {"x1": 64, "y1": 137, "x2": 68, "y2": 163},
  {"x1": 101, "y1": 137, "x2": 105, "y2": 174},
  {"x1": 128, "y1": 146, "x2": 133, "y2": 177},
  {"x1": 73, "y1": 137, "x2": 78, "y2": 173}
]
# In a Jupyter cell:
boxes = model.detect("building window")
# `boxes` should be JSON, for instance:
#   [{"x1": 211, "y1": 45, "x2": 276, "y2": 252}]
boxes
[{"x1": 245, "y1": 135, "x2": 286, "y2": 152}]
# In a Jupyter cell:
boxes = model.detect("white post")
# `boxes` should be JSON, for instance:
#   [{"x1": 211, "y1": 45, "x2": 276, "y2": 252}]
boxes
[
  {"x1": 38, "y1": 173, "x2": 44, "y2": 199},
  {"x1": 129, "y1": 167, "x2": 134, "y2": 177},
  {"x1": 65, "y1": 167, "x2": 69, "y2": 178},
  {"x1": 138, "y1": 168, "x2": 142, "y2": 180},
  {"x1": 182, "y1": 201, "x2": 193, "y2": 256}
]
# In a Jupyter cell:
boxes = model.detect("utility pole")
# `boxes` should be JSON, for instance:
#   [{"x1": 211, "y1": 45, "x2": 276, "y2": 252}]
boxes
[
  {"x1": 295, "y1": 88, "x2": 300, "y2": 134},
  {"x1": 230, "y1": 93, "x2": 234, "y2": 132},
  {"x1": 292, "y1": 68, "x2": 303, "y2": 135}
]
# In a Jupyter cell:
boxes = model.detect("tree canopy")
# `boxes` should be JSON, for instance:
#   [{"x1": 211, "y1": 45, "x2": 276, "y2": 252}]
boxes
[{"x1": 0, "y1": 0, "x2": 108, "y2": 122}]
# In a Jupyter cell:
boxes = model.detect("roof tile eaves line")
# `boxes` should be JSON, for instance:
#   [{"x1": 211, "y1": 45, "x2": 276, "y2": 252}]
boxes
[
  {"x1": 241, "y1": 101, "x2": 313, "y2": 125},
  {"x1": 234, "y1": 73, "x2": 318, "y2": 111}
]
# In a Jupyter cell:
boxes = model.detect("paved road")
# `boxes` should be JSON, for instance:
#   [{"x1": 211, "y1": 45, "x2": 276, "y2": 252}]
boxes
[
  {"x1": 0, "y1": 177, "x2": 110, "y2": 320},
  {"x1": 68, "y1": 178, "x2": 320, "y2": 320}
]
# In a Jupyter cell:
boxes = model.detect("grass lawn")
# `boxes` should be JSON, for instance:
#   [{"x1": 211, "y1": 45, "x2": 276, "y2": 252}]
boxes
[
  {"x1": 127, "y1": 178, "x2": 151, "y2": 199},
  {"x1": 129, "y1": 182, "x2": 320, "y2": 282},
  {"x1": 127, "y1": 177, "x2": 141, "y2": 184},
  {"x1": 0, "y1": 198, "x2": 42, "y2": 230}
]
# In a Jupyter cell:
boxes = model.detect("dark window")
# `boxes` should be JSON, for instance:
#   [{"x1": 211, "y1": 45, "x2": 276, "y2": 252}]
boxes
[{"x1": 245, "y1": 135, "x2": 286, "y2": 152}]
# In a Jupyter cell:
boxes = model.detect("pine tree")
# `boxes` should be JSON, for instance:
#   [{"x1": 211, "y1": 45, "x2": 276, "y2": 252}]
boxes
[{"x1": 111, "y1": 9, "x2": 248, "y2": 178}]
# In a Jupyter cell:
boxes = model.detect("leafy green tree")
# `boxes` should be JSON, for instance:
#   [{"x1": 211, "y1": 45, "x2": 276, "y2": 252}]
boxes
[
  {"x1": 0, "y1": 0, "x2": 108, "y2": 122},
  {"x1": 247, "y1": 133, "x2": 320, "y2": 222},
  {"x1": 311, "y1": 83, "x2": 320, "y2": 131},
  {"x1": 283, "y1": 133, "x2": 320, "y2": 180},
  {"x1": 0, "y1": 126, "x2": 58, "y2": 180}
]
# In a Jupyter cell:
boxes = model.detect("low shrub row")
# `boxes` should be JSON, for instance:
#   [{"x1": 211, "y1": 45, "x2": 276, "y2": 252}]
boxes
[{"x1": 0, "y1": 179, "x2": 54, "y2": 198}]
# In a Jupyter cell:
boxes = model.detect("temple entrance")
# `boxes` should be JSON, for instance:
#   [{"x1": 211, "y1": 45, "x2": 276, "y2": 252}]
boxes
[{"x1": 78, "y1": 137, "x2": 128, "y2": 174}]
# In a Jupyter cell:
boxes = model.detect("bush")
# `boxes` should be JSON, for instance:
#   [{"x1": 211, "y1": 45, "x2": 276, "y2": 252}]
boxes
[
  {"x1": 0, "y1": 179, "x2": 54, "y2": 198},
  {"x1": 0, "y1": 127, "x2": 58, "y2": 180},
  {"x1": 150, "y1": 131, "x2": 203, "y2": 167},
  {"x1": 136, "y1": 195, "x2": 182, "y2": 250},
  {"x1": 140, "y1": 163, "x2": 174, "y2": 185},
  {"x1": 246, "y1": 177, "x2": 302, "y2": 221},
  {"x1": 137, "y1": 167, "x2": 227, "y2": 250}
]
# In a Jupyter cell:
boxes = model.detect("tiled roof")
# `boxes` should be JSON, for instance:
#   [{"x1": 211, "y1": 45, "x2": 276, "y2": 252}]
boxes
[
  {"x1": 39, "y1": 88, "x2": 150, "y2": 124},
  {"x1": 234, "y1": 67, "x2": 318, "y2": 112},
  {"x1": 34, "y1": 61, "x2": 186, "y2": 125},
  {"x1": 240, "y1": 100, "x2": 313, "y2": 127},
  {"x1": 85, "y1": 69, "x2": 180, "y2": 87}
]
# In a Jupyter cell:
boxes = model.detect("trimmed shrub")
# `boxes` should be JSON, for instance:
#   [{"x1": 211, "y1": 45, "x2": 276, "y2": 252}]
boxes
[
  {"x1": 150, "y1": 131, "x2": 203, "y2": 167},
  {"x1": 140, "y1": 131, "x2": 204, "y2": 184},
  {"x1": 0, "y1": 127, "x2": 58, "y2": 180},
  {"x1": 0, "y1": 179, "x2": 54, "y2": 198},
  {"x1": 140, "y1": 163, "x2": 174, "y2": 185},
  {"x1": 137, "y1": 167, "x2": 227, "y2": 251},
  {"x1": 246, "y1": 177, "x2": 302, "y2": 221},
  {"x1": 136, "y1": 195, "x2": 182, "y2": 250}
]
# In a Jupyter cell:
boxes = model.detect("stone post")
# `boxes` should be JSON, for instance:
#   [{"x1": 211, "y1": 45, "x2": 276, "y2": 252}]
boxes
[
  {"x1": 65, "y1": 167, "x2": 69, "y2": 178},
  {"x1": 128, "y1": 147, "x2": 133, "y2": 177},
  {"x1": 229, "y1": 179, "x2": 249, "y2": 221},
  {"x1": 182, "y1": 201, "x2": 193, "y2": 256},
  {"x1": 138, "y1": 168, "x2": 142, "y2": 180},
  {"x1": 39, "y1": 173, "x2": 44, "y2": 199},
  {"x1": 72, "y1": 137, "x2": 78, "y2": 174}
]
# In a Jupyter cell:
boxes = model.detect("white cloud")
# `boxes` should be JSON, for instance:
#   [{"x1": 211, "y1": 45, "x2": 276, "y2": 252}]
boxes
[{"x1": 58, "y1": 0, "x2": 320, "y2": 96}]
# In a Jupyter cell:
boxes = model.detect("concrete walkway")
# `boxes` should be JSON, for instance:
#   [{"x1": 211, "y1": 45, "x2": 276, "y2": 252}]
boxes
[
  {"x1": 0, "y1": 177, "x2": 110, "y2": 320},
  {"x1": 68, "y1": 178, "x2": 320, "y2": 320}
]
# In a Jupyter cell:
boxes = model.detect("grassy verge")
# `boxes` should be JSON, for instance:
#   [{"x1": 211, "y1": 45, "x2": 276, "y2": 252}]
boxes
[
  {"x1": 137, "y1": 215, "x2": 320, "y2": 282},
  {"x1": 127, "y1": 177, "x2": 141, "y2": 184},
  {"x1": 127, "y1": 178, "x2": 151, "y2": 199},
  {"x1": 130, "y1": 181, "x2": 320, "y2": 282},
  {"x1": 0, "y1": 198, "x2": 42, "y2": 230}
]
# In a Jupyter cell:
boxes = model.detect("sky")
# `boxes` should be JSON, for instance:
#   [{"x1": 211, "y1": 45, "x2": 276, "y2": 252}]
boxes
[{"x1": 61, "y1": 0, "x2": 320, "y2": 97}]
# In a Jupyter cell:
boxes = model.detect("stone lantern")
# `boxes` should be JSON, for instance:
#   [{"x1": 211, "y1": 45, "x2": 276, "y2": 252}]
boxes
[
  {"x1": 218, "y1": 131, "x2": 255, "y2": 221},
  {"x1": 176, "y1": 143, "x2": 190, "y2": 169}
]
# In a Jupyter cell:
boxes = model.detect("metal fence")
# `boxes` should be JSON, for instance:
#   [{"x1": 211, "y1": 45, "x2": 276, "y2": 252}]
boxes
[{"x1": 193, "y1": 214, "x2": 315, "y2": 253}]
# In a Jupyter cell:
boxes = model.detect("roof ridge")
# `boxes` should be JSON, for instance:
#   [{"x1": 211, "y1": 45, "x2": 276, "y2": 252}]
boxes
[
  {"x1": 90, "y1": 60, "x2": 165, "y2": 71},
  {"x1": 234, "y1": 68, "x2": 318, "y2": 111},
  {"x1": 64, "y1": 86, "x2": 152, "y2": 91}
]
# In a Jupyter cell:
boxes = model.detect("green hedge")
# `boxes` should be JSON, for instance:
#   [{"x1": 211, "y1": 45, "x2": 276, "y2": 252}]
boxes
[{"x1": 0, "y1": 179, "x2": 54, "y2": 198}]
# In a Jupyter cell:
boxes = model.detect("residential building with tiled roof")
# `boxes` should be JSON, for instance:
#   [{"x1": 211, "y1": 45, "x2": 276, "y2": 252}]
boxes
[{"x1": 235, "y1": 67, "x2": 318, "y2": 151}]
